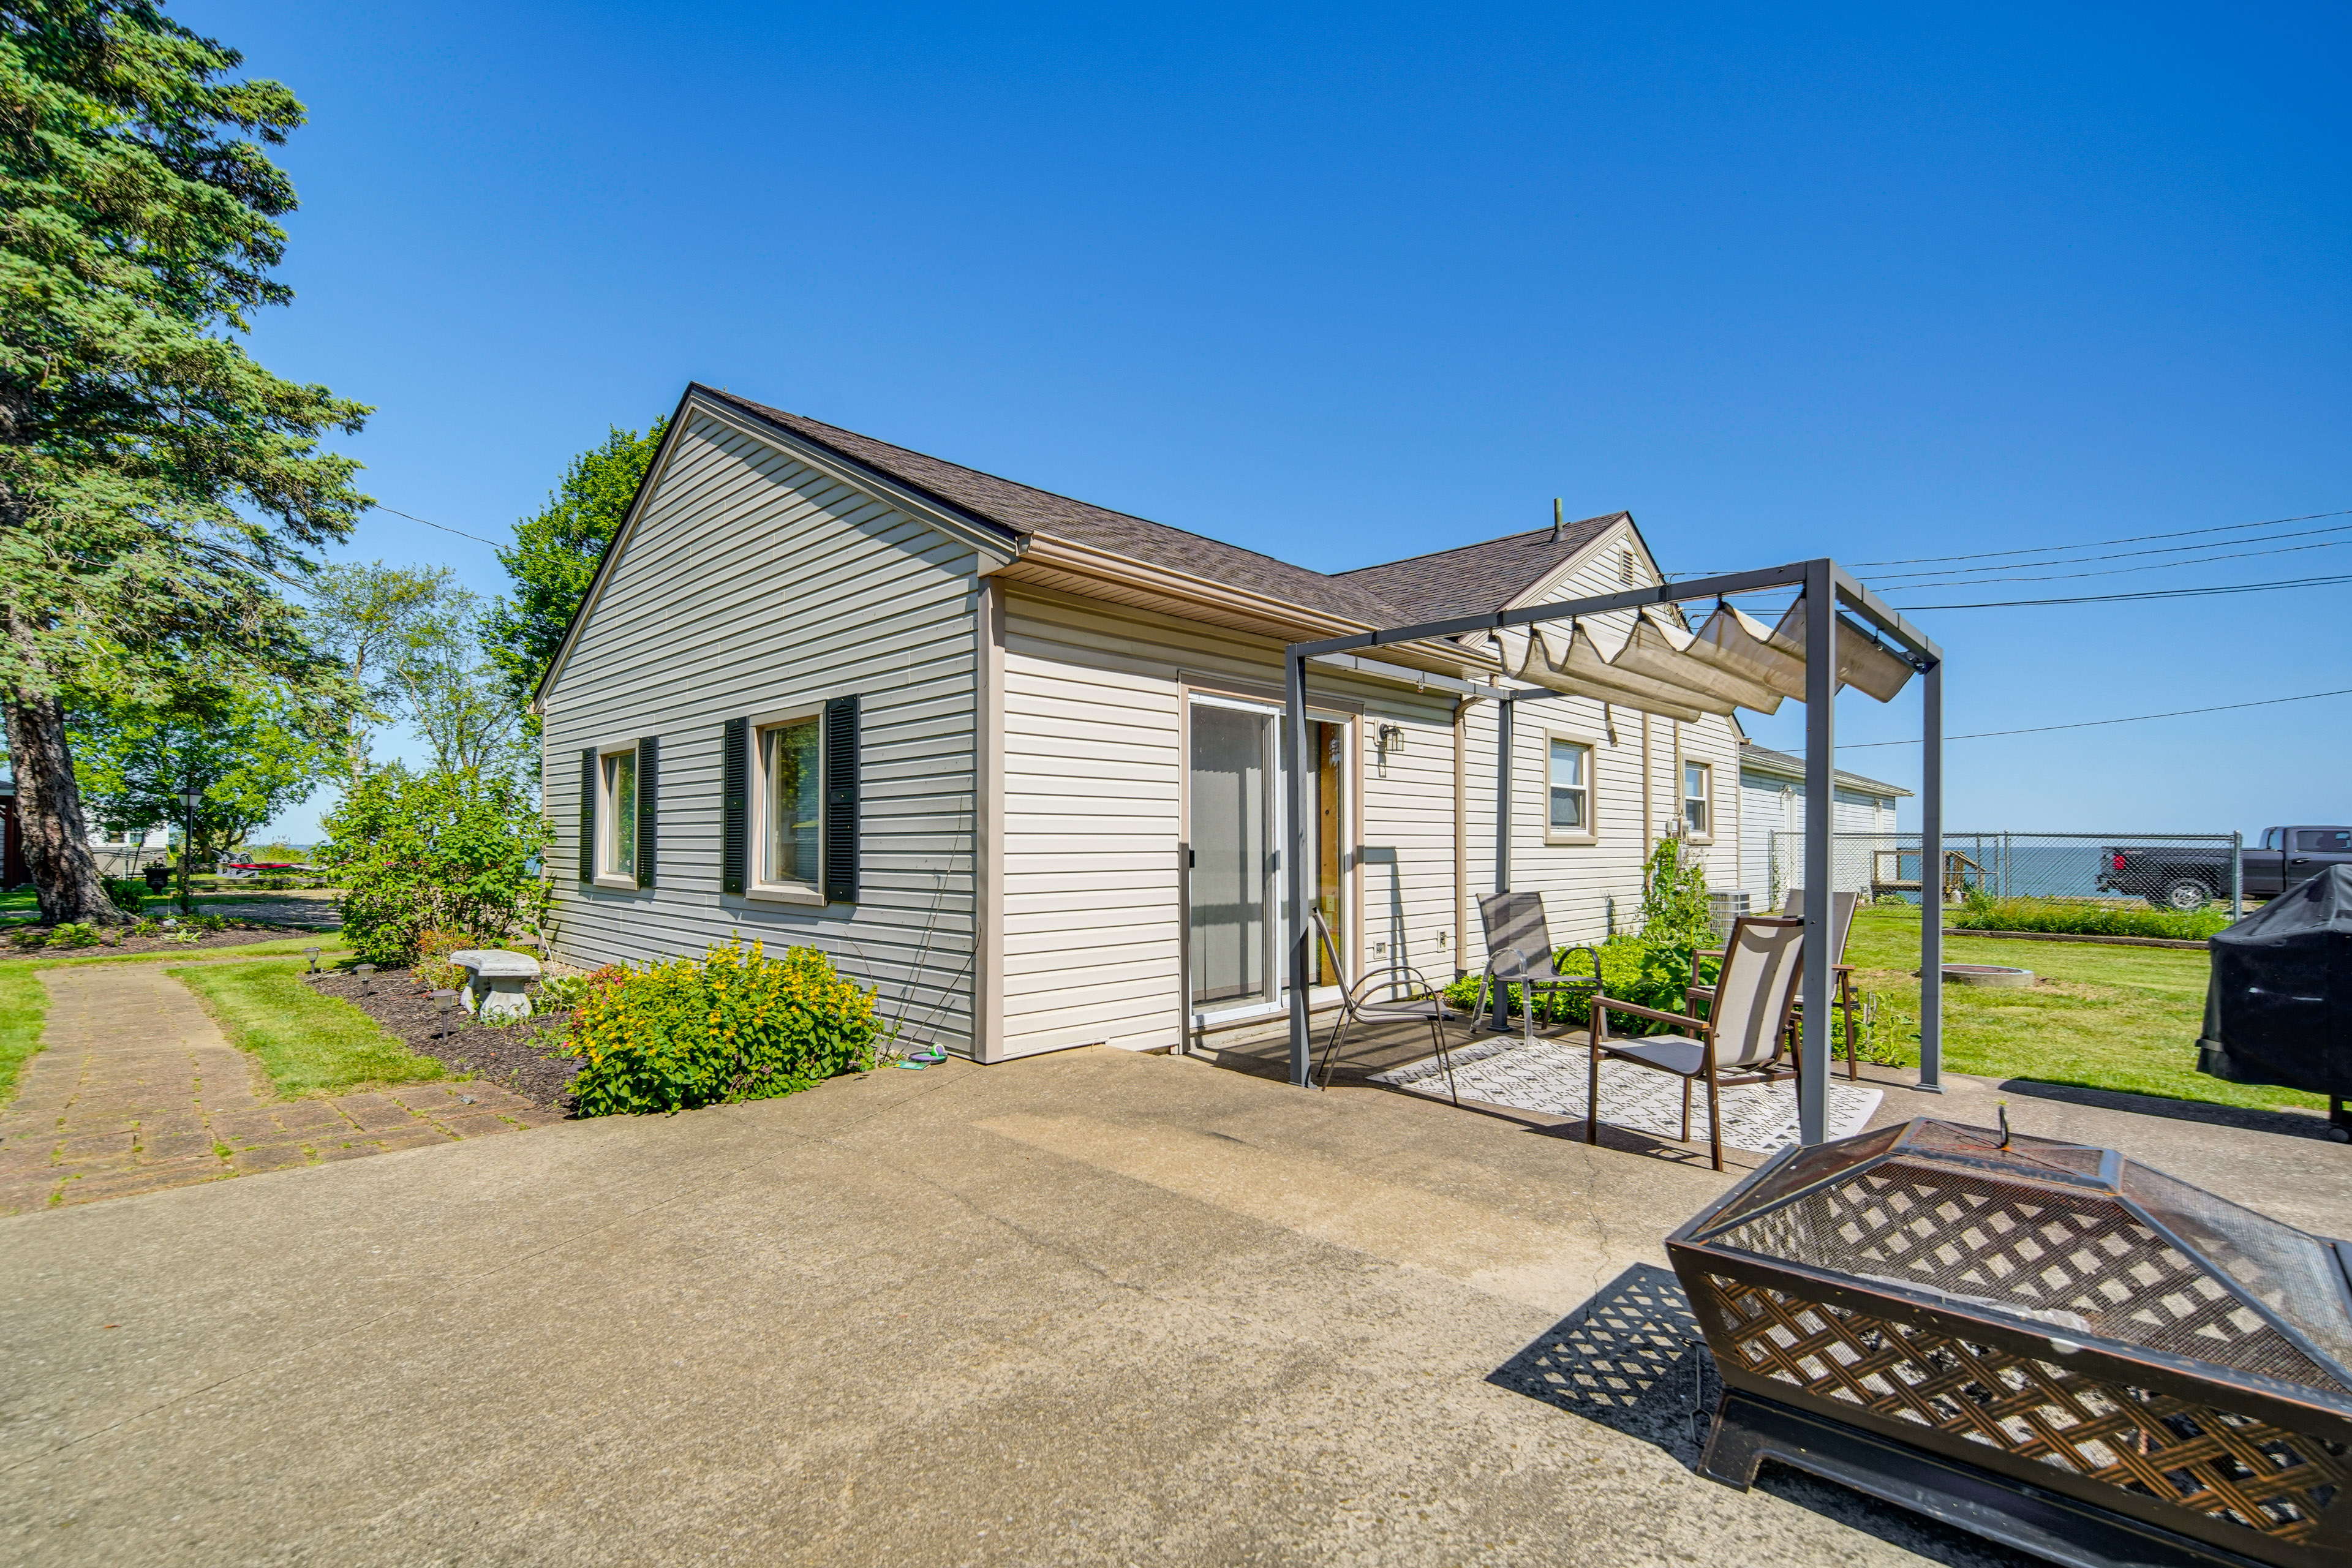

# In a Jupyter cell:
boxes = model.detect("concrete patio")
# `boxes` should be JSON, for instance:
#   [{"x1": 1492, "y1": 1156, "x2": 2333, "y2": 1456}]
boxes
[{"x1": 5, "y1": 1035, "x2": 2348, "y2": 1566}]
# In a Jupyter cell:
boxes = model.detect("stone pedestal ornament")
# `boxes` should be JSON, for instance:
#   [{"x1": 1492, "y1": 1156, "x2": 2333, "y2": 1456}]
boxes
[{"x1": 448, "y1": 950, "x2": 543, "y2": 1020}]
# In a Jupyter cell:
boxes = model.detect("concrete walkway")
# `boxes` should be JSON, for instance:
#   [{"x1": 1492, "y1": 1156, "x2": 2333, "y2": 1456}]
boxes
[
  {"x1": 13, "y1": 1042, "x2": 2345, "y2": 1566},
  {"x1": 0, "y1": 962, "x2": 556, "y2": 1216}
]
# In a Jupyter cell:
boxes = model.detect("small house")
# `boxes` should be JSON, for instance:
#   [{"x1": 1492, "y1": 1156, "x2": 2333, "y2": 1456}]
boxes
[
  {"x1": 535, "y1": 386, "x2": 1751, "y2": 1060},
  {"x1": 1736, "y1": 741, "x2": 1909, "y2": 903}
]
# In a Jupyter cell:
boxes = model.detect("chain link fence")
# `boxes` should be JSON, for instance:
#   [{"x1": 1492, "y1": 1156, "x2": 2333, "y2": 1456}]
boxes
[{"x1": 1767, "y1": 831, "x2": 2246, "y2": 917}]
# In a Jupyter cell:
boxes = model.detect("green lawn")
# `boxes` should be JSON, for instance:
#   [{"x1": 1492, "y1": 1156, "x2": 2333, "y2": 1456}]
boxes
[
  {"x1": 172, "y1": 958, "x2": 442, "y2": 1098},
  {"x1": 0, "y1": 962, "x2": 47, "y2": 1105},
  {"x1": 1842, "y1": 905, "x2": 2323, "y2": 1113}
]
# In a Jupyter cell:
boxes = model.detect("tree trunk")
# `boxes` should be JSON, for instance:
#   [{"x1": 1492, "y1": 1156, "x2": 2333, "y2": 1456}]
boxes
[{"x1": 1, "y1": 688, "x2": 129, "y2": 925}]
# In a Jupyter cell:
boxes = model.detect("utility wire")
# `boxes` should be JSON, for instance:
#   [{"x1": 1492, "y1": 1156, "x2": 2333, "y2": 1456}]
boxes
[
  {"x1": 1890, "y1": 567, "x2": 2352, "y2": 610},
  {"x1": 1849, "y1": 507, "x2": 2352, "y2": 568},
  {"x1": 1867, "y1": 532, "x2": 2352, "y2": 589},
  {"x1": 1838, "y1": 685, "x2": 2352, "y2": 748},
  {"x1": 368, "y1": 503, "x2": 503, "y2": 549},
  {"x1": 1864, "y1": 520, "x2": 2352, "y2": 584}
]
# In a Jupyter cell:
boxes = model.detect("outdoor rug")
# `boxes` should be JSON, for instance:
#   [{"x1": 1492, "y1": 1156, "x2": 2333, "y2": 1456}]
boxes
[{"x1": 1370, "y1": 1035, "x2": 1882, "y2": 1153}]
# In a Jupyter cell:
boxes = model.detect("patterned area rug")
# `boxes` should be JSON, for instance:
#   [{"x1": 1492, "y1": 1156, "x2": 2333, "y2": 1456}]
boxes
[{"x1": 1370, "y1": 1034, "x2": 1883, "y2": 1153}]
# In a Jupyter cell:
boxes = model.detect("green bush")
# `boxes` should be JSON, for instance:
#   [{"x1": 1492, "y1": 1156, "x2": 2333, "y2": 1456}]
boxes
[
  {"x1": 45, "y1": 922, "x2": 102, "y2": 949},
  {"x1": 1949, "y1": 895, "x2": 2228, "y2": 941},
  {"x1": 564, "y1": 940, "x2": 888, "y2": 1116},
  {"x1": 317, "y1": 764, "x2": 552, "y2": 966},
  {"x1": 104, "y1": 878, "x2": 143, "y2": 915}
]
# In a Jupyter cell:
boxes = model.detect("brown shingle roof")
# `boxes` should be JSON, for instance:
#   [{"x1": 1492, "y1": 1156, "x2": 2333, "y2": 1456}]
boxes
[
  {"x1": 705, "y1": 389, "x2": 1407, "y2": 624},
  {"x1": 1329, "y1": 514, "x2": 1630, "y2": 622},
  {"x1": 701, "y1": 386, "x2": 1622, "y2": 630}
]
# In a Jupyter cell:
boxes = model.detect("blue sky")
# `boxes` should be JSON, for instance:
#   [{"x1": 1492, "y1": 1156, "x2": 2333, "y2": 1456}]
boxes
[{"x1": 198, "y1": 1, "x2": 2350, "y2": 842}]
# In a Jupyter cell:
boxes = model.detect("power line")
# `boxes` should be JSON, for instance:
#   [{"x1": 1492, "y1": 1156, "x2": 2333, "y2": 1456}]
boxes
[
  {"x1": 1849, "y1": 507, "x2": 2352, "y2": 568},
  {"x1": 368, "y1": 503, "x2": 503, "y2": 548},
  {"x1": 1890, "y1": 567, "x2": 2352, "y2": 610},
  {"x1": 1868, "y1": 532, "x2": 2352, "y2": 590},
  {"x1": 1866, "y1": 520, "x2": 2352, "y2": 585},
  {"x1": 1838, "y1": 685, "x2": 2352, "y2": 748}
]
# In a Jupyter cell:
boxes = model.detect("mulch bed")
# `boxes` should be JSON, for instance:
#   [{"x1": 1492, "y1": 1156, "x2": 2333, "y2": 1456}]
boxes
[
  {"x1": 309, "y1": 968, "x2": 584, "y2": 1112},
  {"x1": 1, "y1": 922, "x2": 316, "y2": 960}
]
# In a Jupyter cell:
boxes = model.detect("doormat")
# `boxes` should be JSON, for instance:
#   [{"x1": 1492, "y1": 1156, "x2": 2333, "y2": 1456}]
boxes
[{"x1": 1370, "y1": 1035, "x2": 1882, "y2": 1153}]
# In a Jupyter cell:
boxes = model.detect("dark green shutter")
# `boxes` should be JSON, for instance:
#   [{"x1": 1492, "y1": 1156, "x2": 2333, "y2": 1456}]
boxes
[
  {"x1": 578, "y1": 748, "x2": 596, "y2": 883},
  {"x1": 720, "y1": 717, "x2": 748, "y2": 895},
  {"x1": 823, "y1": 695, "x2": 859, "y2": 903},
  {"x1": 635, "y1": 736, "x2": 658, "y2": 889}
]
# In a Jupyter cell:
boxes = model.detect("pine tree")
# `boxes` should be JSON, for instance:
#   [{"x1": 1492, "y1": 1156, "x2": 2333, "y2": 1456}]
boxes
[{"x1": 0, "y1": 2, "x2": 366, "y2": 922}]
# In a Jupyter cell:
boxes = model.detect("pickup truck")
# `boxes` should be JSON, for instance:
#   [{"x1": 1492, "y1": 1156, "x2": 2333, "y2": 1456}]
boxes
[{"x1": 2097, "y1": 826, "x2": 2352, "y2": 911}]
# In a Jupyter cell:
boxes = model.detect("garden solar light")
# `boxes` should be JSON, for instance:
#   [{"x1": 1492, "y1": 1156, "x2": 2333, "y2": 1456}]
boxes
[
  {"x1": 303, "y1": 945, "x2": 320, "y2": 974},
  {"x1": 432, "y1": 989, "x2": 459, "y2": 1036},
  {"x1": 355, "y1": 963, "x2": 375, "y2": 992}
]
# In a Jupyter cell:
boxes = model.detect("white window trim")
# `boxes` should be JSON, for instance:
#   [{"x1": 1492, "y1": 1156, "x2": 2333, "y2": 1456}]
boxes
[
  {"x1": 1542, "y1": 729, "x2": 1599, "y2": 846},
  {"x1": 747, "y1": 703, "x2": 827, "y2": 906},
  {"x1": 593, "y1": 737, "x2": 641, "y2": 890},
  {"x1": 1679, "y1": 755, "x2": 1714, "y2": 845}
]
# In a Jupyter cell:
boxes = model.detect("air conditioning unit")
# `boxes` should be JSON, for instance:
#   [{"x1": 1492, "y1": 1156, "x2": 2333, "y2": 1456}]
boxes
[{"x1": 1708, "y1": 891, "x2": 1753, "y2": 941}]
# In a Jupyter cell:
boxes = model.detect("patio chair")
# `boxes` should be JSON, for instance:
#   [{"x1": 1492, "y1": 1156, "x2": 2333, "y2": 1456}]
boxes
[
  {"x1": 1310, "y1": 908, "x2": 1461, "y2": 1104},
  {"x1": 1588, "y1": 914, "x2": 1806, "y2": 1172},
  {"x1": 1690, "y1": 888, "x2": 1861, "y2": 1079},
  {"x1": 1471, "y1": 891, "x2": 1604, "y2": 1046}
]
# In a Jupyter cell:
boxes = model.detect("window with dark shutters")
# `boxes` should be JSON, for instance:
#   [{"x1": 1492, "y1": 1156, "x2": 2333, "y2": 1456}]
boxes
[
  {"x1": 823, "y1": 695, "x2": 859, "y2": 903},
  {"x1": 578, "y1": 748, "x2": 596, "y2": 882},
  {"x1": 720, "y1": 717, "x2": 749, "y2": 895},
  {"x1": 635, "y1": 736, "x2": 658, "y2": 888}
]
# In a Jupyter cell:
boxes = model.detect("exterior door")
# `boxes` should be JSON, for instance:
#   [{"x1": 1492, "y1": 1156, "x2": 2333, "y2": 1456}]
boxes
[{"x1": 1188, "y1": 701, "x2": 1277, "y2": 1009}]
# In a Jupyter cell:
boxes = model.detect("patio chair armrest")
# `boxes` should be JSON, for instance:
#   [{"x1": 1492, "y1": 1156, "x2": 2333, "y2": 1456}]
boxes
[
  {"x1": 1482, "y1": 945, "x2": 1530, "y2": 979},
  {"x1": 1351, "y1": 962, "x2": 1448, "y2": 1008},
  {"x1": 1592, "y1": 993, "x2": 1698, "y2": 1030}
]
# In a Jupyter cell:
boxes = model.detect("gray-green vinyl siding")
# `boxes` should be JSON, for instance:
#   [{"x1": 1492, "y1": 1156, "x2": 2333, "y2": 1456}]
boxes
[{"x1": 541, "y1": 412, "x2": 982, "y2": 1056}]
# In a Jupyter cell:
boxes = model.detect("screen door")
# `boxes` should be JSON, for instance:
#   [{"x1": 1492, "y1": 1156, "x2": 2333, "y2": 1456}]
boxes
[{"x1": 1188, "y1": 701, "x2": 1276, "y2": 1008}]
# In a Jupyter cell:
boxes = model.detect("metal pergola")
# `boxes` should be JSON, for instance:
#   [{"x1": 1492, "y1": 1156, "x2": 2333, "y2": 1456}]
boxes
[{"x1": 1282, "y1": 557, "x2": 1945, "y2": 1145}]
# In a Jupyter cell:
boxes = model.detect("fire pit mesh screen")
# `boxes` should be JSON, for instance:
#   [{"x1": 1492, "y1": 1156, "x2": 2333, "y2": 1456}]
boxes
[
  {"x1": 1692, "y1": 1118, "x2": 2352, "y2": 1396},
  {"x1": 1674, "y1": 1118, "x2": 2352, "y2": 1562},
  {"x1": 1697, "y1": 1270, "x2": 2351, "y2": 1542},
  {"x1": 1709, "y1": 1161, "x2": 2349, "y2": 1393}
]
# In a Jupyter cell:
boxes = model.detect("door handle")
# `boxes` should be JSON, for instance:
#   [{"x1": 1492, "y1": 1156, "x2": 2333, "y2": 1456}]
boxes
[{"x1": 2293, "y1": 858, "x2": 2312, "y2": 865}]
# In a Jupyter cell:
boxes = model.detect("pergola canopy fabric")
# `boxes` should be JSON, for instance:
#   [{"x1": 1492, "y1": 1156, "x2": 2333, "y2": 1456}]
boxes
[{"x1": 1476, "y1": 595, "x2": 1915, "y2": 720}]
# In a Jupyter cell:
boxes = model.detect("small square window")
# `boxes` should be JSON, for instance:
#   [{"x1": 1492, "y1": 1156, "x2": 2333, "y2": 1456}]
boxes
[
  {"x1": 758, "y1": 715, "x2": 824, "y2": 889},
  {"x1": 1683, "y1": 760, "x2": 1711, "y2": 837},
  {"x1": 1550, "y1": 739, "x2": 1590, "y2": 831},
  {"x1": 600, "y1": 746, "x2": 638, "y2": 878}
]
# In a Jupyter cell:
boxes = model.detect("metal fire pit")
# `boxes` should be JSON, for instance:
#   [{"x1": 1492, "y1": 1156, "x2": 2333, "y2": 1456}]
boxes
[{"x1": 1668, "y1": 1118, "x2": 2352, "y2": 1568}]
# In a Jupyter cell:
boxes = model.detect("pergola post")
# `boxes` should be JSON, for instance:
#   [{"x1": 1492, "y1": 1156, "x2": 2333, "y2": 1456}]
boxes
[
  {"x1": 1491, "y1": 695, "x2": 1515, "y2": 1031},
  {"x1": 1918, "y1": 654, "x2": 1944, "y2": 1092},
  {"x1": 1800, "y1": 560, "x2": 1835, "y2": 1145},
  {"x1": 1285, "y1": 649, "x2": 1312, "y2": 1087}
]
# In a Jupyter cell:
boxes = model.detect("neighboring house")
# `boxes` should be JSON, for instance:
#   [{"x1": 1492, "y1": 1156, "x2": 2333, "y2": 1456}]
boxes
[
  {"x1": 1736, "y1": 741, "x2": 1909, "y2": 902},
  {"x1": 535, "y1": 385, "x2": 1748, "y2": 1061},
  {"x1": 0, "y1": 777, "x2": 160, "y2": 889}
]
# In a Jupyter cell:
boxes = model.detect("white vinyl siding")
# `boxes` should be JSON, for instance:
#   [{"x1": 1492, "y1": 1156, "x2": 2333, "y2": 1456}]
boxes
[
  {"x1": 998, "y1": 586, "x2": 1461, "y2": 1057},
  {"x1": 1736, "y1": 763, "x2": 1902, "y2": 900},
  {"x1": 541, "y1": 411, "x2": 984, "y2": 1056}
]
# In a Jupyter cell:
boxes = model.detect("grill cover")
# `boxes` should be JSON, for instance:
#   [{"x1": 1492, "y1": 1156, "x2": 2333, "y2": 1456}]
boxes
[{"x1": 2198, "y1": 865, "x2": 2352, "y2": 1096}]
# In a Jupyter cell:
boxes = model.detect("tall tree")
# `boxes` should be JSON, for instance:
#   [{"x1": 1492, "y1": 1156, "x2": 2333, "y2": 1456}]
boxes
[
  {"x1": 71, "y1": 684, "x2": 336, "y2": 907},
  {"x1": 483, "y1": 418, "x2": 666, "y2": 718},
  {"x1": 303, "y1": 561, "x2": 455, "y2": 783},
  {"x1": 391, "y1": 585, "x2": 531, "y2": 782},
  {"x1": 0, "y1": 2, "x2": 368, "y2": 924}
]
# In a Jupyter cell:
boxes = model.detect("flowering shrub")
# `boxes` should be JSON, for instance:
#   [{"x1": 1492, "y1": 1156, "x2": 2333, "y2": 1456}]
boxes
[{"x1": 564, "y1": 941, "x2": 886, "y2": 1116}]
